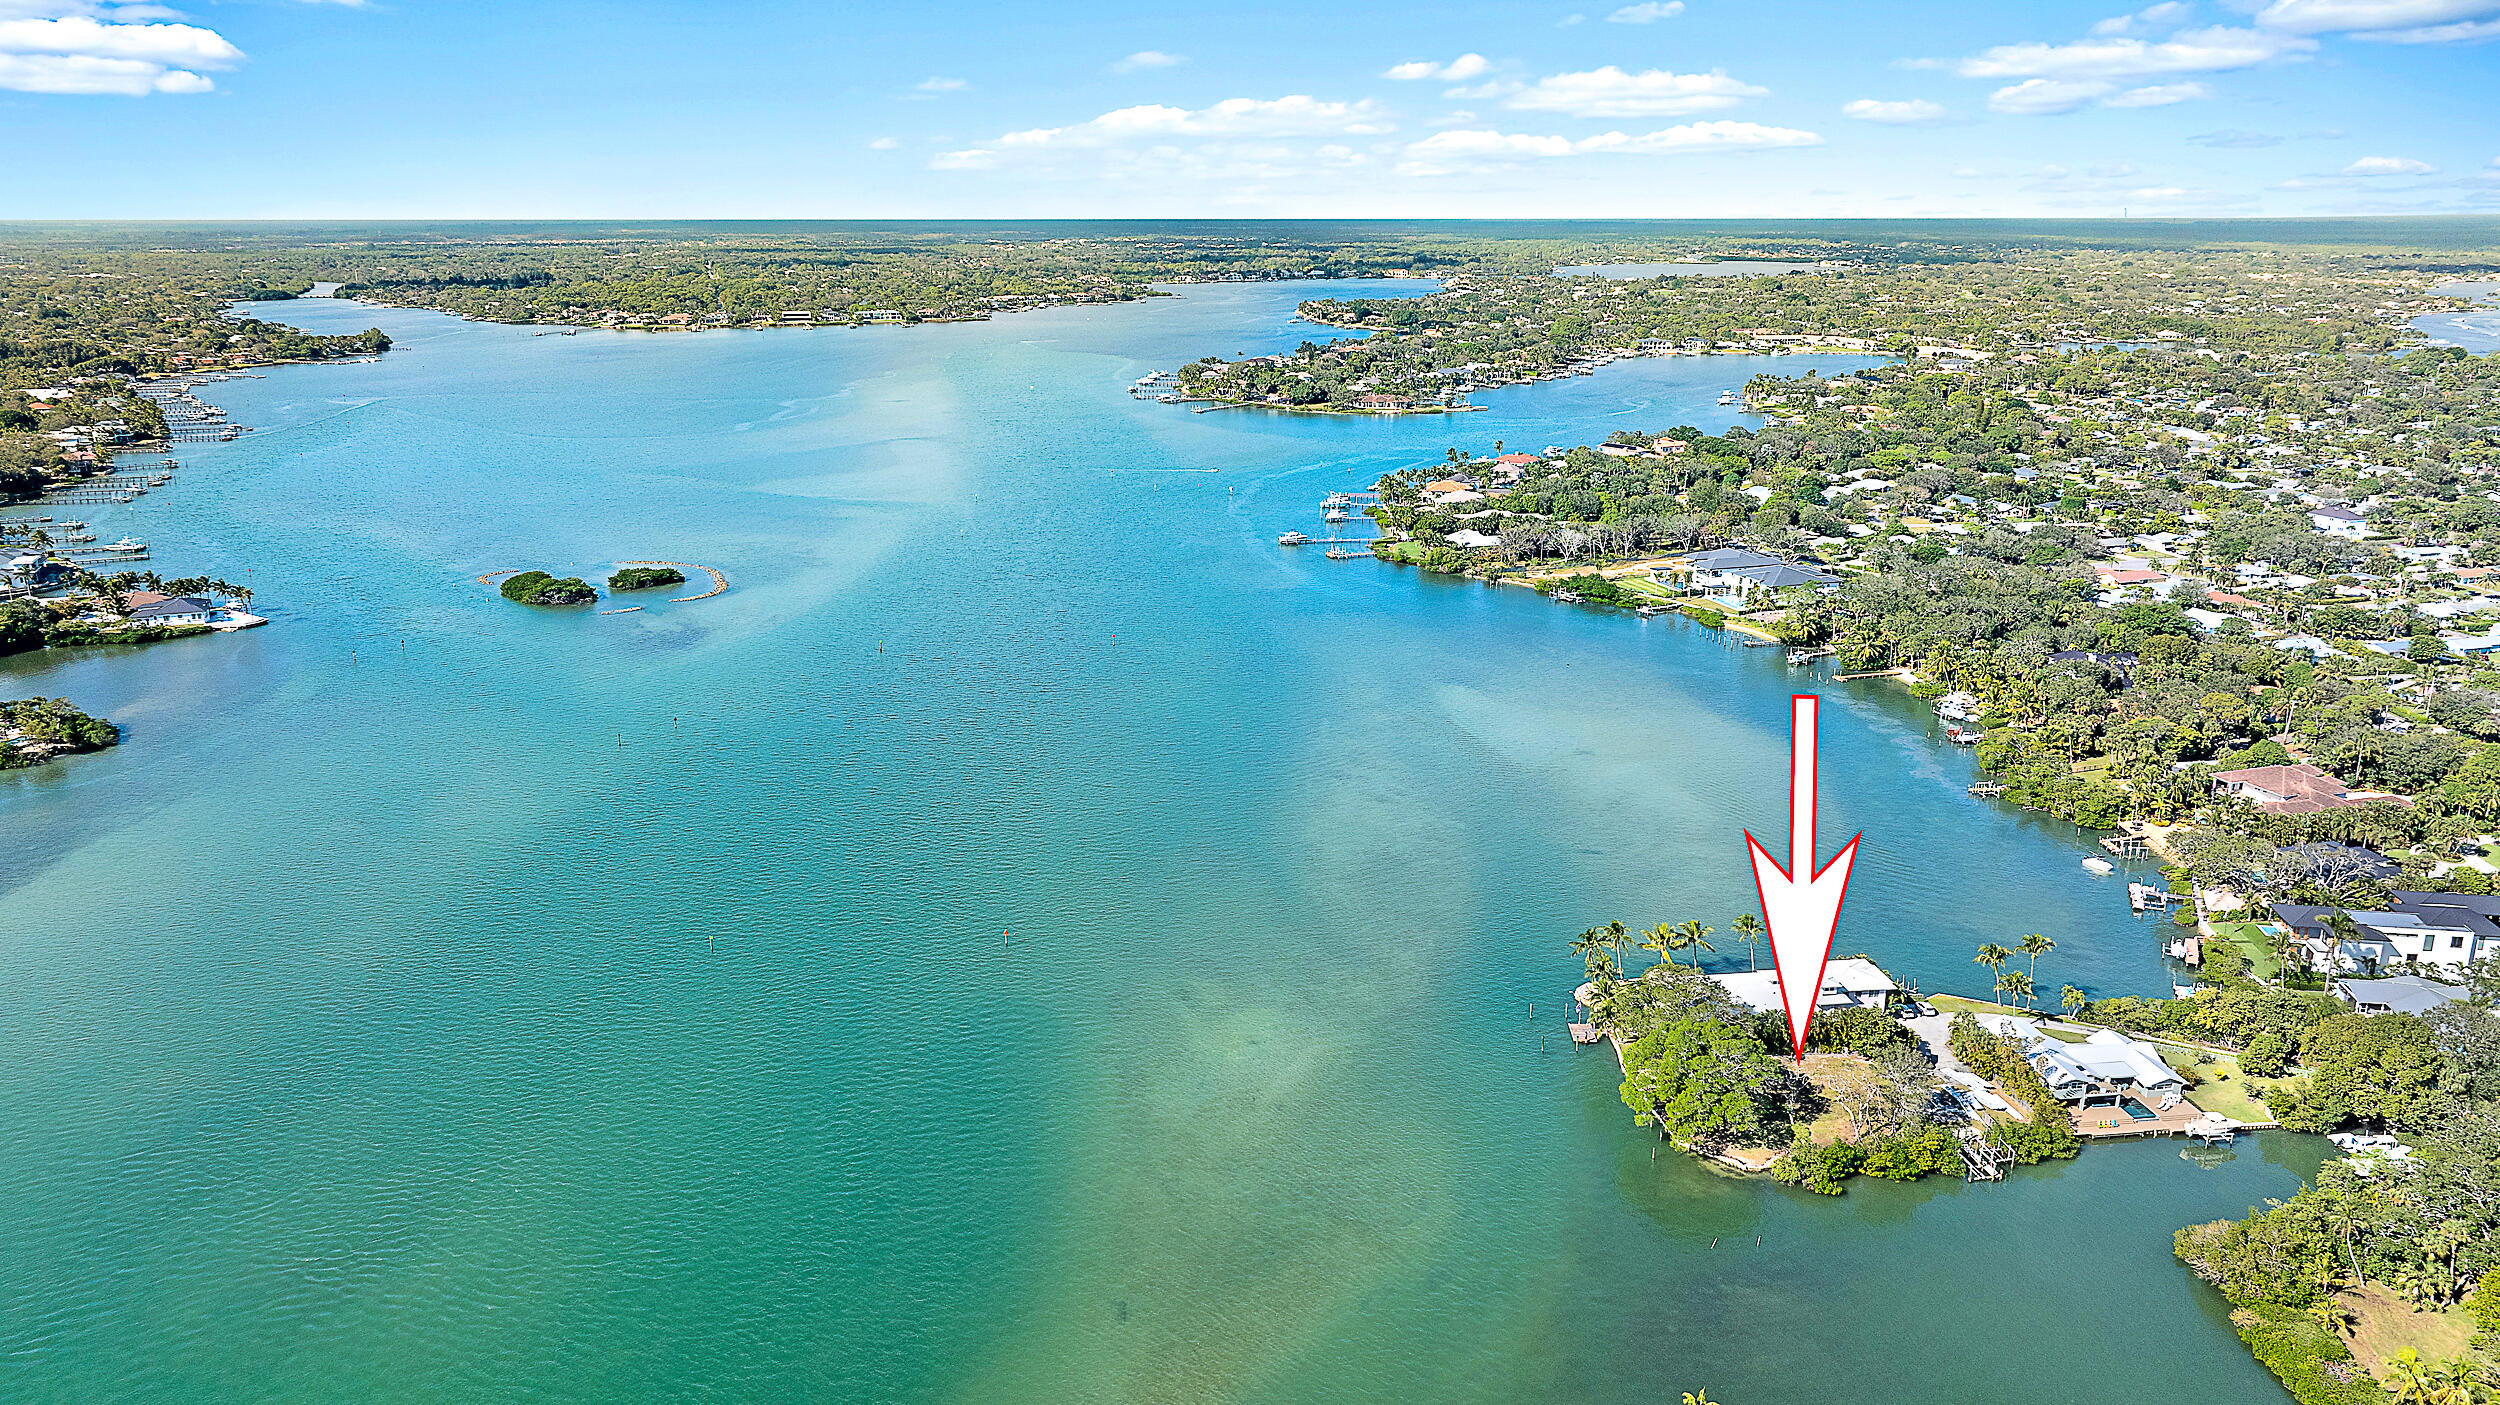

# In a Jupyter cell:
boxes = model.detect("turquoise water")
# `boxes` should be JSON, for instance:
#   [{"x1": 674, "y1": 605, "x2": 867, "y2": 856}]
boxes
[
  {"x1": 2418, "y1": 281, "x2": 2500, "y2": 353},
  {"x1": 1, "y1": 282, "x2": 2320, "y2": 1403}
]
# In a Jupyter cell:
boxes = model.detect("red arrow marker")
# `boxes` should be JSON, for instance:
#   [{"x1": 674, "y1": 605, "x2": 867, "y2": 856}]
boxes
[{"x1": 1744, "y1": 695, "x2": 1863, "y2": 1062}]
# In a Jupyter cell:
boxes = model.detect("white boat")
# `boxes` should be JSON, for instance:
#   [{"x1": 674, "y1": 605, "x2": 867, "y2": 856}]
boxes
[
  {"x1": 1718, "y1": 390, "x2": 1737, "y2": 405},
  {"x1": 1278, "y1": 531, "x2": 1310, "y2": 546},
  {"x1": 106, "y1": 538, "x2": 146, "y2": 552},
  {"x1": 2082, "y1": 857, "x2": 2115, "y2": 875}
]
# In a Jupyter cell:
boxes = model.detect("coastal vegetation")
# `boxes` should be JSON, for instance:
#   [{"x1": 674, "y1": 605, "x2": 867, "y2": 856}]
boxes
[
  {"x1": 0, "y1": 696, "x2": 117, "y2": 769},
  {"x1": 607, "y1": 566, "x2": 684, "y2": 591},
  {"x1": 1577, "y1": 923, "x2": 2064, "y2": 1196},
  {"x1": 499, "y1": 571, "x2": 597, "y2": 606}
]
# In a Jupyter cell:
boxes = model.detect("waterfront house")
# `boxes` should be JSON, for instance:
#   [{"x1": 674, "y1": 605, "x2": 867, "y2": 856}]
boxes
[
  {"x1": 2020, "y1": 1028, "x2": 2187, "y2": 1108},
  {"x1": 1681, "y1": 548, "x2": 1839, "y2": 610},
  {"x1": 1709, "y1": 957, "x2": 1897, "y2": 1015},
  {"x1": 128, "y1": 594, "x2": 216, "y2": 627}
]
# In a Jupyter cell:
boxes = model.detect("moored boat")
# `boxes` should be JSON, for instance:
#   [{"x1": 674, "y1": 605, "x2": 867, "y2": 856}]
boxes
[{"x1": 1277, "y1": 531, "x2": 1310, "y2": 546}]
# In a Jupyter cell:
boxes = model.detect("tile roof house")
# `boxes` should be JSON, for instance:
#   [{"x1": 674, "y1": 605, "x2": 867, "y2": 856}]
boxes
[
  {"x1": 128, "y1": 594, "x2": 216, "y2": 626},
  {"x1": 2211, "y1": 763, "x2": 2407, "y2": 815}
]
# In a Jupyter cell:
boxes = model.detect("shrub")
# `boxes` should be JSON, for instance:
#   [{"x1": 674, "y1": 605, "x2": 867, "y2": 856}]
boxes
[
  {"x1": 607, "y1": 566, "x2": 684, "y2": 591},
  {"x1": 1858, "y1": 1125, "x2": 1962, "y2": 1180},
  {"x1": 500, "y1": 571, "x2": 596, "y2": 606},
  {"x1": 2226, "y1": 1304, "x2": 2378, "y2": 1405},
  {"x1": 1770, "y1": 1140, "x2": 1863, "y2": 1194}
]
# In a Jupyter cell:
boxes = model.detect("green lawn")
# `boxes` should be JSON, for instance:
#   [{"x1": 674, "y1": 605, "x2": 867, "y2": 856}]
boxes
[
  {"x1": 2155, "y1": 1046, "x2": 2278, "y2": 1123},
  {"x1": 2207, "y1": 921, "x2": 2283, "y2": 981}
]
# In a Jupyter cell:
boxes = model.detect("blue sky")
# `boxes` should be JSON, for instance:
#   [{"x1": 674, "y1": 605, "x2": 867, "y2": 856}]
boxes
[{"x1": 1, "y1": 0, "x2": 2496, "y2": 218}]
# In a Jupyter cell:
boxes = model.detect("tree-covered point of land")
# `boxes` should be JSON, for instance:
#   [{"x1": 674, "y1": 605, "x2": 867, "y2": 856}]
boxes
[
  {"x1": 607, "y1": 566, "x2": 684, "y2": 591},
  {"x1": 0, "y1": 695, "x2": 118, "y2": 767},
  {"x1": 499, "y1": 571, "x2": 597, "y2": 606}
]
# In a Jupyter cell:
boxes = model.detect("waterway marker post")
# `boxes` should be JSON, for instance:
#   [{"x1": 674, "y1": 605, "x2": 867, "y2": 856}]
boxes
[{"x1": 1745, "y1": 695, "x2": 1862, "y2": 1062}]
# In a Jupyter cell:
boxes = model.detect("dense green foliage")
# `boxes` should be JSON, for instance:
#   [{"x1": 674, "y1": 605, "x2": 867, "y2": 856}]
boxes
[
  {"x1": 607, "y1": 566, "x2": 684, "y2": 591},
  {"x1": 500, "y1": 571, "x2": 597, "y2": 606},
  {"x1": 0, "y1": 695, "x2": 117, "y2": 767},
  {"x1": 1944, "y1": 1013, "x2": 2085, "y2": 1163},
  {"x1": 2222, "y1": 1303, "x2": 2381, "y2": 1405}
]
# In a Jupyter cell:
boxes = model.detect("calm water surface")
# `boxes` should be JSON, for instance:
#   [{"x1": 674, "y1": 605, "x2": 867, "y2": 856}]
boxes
[
  {"x1": 2418, "y1": 280, "x2": 2500, "y2": 353},
  {"x1": 1, "y1": 282, "x2": 2319, "y2": 1404}
]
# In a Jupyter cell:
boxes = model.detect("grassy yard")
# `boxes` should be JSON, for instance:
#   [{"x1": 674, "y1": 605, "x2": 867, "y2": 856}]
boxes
[
  {"x1": 2155, "y1": 1046, "x2": 2277, "y2": 1123},
  {"x1": 2341, "y1": 1284, "x2": 2478, "y2": 1381},
  {"x1": 2206, "y1": 920, "x2": 2284, "y2": 982}
]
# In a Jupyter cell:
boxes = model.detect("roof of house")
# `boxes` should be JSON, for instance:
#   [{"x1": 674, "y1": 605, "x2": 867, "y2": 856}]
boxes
[
  {"x1": 2027, "y1": 1029, "x2": 2184, "y2": 1091},
  {"x1": 2335, "y1": 974, "x2": 2463, "y2": 1016},
  {"x1": 2311, "y1": 505, "x2": 2367, "y2": 521},
  {"x1": 1686, "y1": 547, "x2": 1780, "y2": 571},
  {"x1": 1708, "y1": 957, "x2": 1896, "y2": 1014},
  {"x1": 1739, "y1": 563, "x2": 1840, "y2": 590},
  {"x1": 128, "y1": 594, "x2": 213, "y2": 621},
  {"x1": 2212, "y1": 763, "x2": 2407, "y2": 814}
]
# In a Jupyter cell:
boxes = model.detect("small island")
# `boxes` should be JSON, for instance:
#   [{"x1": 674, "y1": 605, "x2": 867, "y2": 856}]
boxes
[
  {"x1": 499, "y1": 570, "x2": 597, "y2": 606},
  {"x1": 1, "y1": 696, "x2": 119, "y2": 769},
  {"x1": 607, "y1": 566, "x2": 684, "y2": 591}
]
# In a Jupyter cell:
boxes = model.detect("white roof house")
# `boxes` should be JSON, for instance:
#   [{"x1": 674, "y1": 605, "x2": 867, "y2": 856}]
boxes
[{"x1": 1710, "y1": 957, "x2": 1897, "y2": 1015}]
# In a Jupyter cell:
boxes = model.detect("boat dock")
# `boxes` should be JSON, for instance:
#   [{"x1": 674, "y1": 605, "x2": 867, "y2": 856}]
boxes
[{"x1": 2129, "y1": 882, "x2": 2189, "y2": 913}]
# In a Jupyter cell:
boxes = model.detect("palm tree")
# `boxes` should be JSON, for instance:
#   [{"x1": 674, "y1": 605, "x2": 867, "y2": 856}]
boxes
[
  {"x1": 2380, "y1": 1349, "x2": 2438, "y2": 1405},
  {"x1": 2019, "y1": 933, "x2": 2055, "y2": 987},
  {"x1": 1975, "y1": 942, "x2": 2014, "y2": 1000},
  {"x1": 1999, "y1": 969, "x2": 2035, "y2": 1010},
  {"x1": 1637, "y1": 924, "x2": 1674, "y2": 973},
  {"x1": 2303, "y1": 1299, "x2": 2356, "y2": 1339},
  {"x1": 2060, "y1": 984, "x2": 2089, "y2": 1019},
  {"x1": 1602, "y1": 919, "x2": 1631, "y2": 971},
  {"x1": 1569, "y1": 927, "x2": 1610, "y2": 975},
  {"x1": 1667, "y1": 920, "x2": 1715, "y2": 968},
  {"x1": 1730, "y1": 911, "x2": 1764, "y2": 971}
]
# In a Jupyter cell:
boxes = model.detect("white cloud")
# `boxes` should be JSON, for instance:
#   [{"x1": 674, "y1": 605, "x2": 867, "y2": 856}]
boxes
[
  {"x1": 1842, "y1": 97, "x2": 1948, "y2": 123},
  {"x1": 2092, "y1": 2, "x2": 2191, "y2": 35},
  {"x1": 0, "y1": 10, "x2": 239, "y2": 94},
  {"x1": 2253, "y1": 0, "x2": 2500, "y2": 35},
  {"x1": 914, "y1": 76, "x2": 966, "y2": 93},
  {"x1": 1607, "y1": 1, "x2": 1685, "y2": 21},
  {"x1": 1988, "y1": 78, "x2": 2116, "y2": 113},
  {"x1": 2343, "y1": 154, "x2": 2436, "y2": 173},
  {"x1": 1959, "y1": 25, "x2": 2313, "y2": 80},
  {"x1": 1384, "y1": 53, "x2": 1491, "y2": 81},
  {"x1": 2346, "y1": 16, "x2": 2500, "y2": 39},
  {"x1": 1504, "y1": 66, "x2": 1767, "y2": 117},
  {"x1": 867, "y1": 136, "x2": 899, "y2": 150},
  {"x1": 998, "y1": 95, "x2": 1394, "y2": 150},
  {"x1": 930, "y1": 148, "x2": 995, "y2": 170},
  {"x1": 1402, "y1": 119, "x2": 1821, "y2": 171},
  {"x1": 1113, "y1": 50, "x2": 1184, "y2": 72},
  {"x1": 2102, "y1": 80, "x2": 2209, "y2": 105}
]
